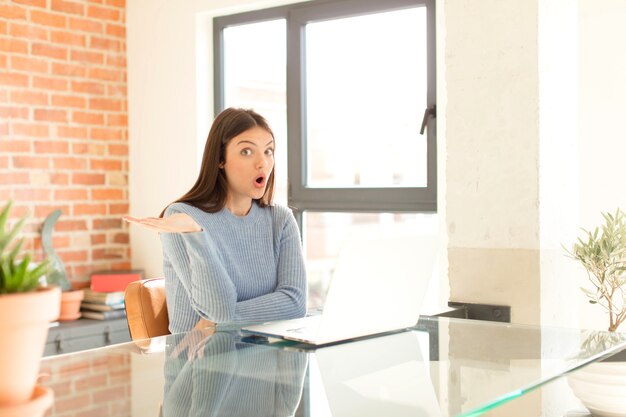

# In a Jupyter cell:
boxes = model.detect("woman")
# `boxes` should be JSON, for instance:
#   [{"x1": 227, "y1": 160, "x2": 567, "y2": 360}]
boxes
[{"x1": 124, "y1": 108, "x2": 307, "y2": 333}]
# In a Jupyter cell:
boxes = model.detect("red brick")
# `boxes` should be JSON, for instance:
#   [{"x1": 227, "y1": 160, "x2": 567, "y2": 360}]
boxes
[
  {"x1": 105, "y1": 0, "x2": 125, "y2": 7},
  {"x1": 14, "y1": 0, "x2": 47, "y2": 7},
  {"x1": 112, "y1": 233, "x2": 128, "y2": 244},
  {"x1": 10, "y1": 90, "x2": 48, "y2": 105},
  {"x1": 87, "y1": 5, "x2": 120, "y2": 21},
  {"x1": 0, "y1": 38, "x2": 28, "y2": 54},
  {"x1": 93, "y1": 218, "x2": 121, "y2": 229},
  {"x1": 0, "y1": 189, "x2": 12, "y2": 200},
  {"x1": 0, "y1": 106, "x2": 29, "y2": 119},
  {"x1": 51, "y1": 172, "x2": 69, "y2": 185},
  {"x1": 33, "y1": 75, "x2": 69, "y2": 91},
  {"x1": 76, "y1": 373, "x2": 108, "y2": 391},
  {"x1": 13, "y1": 155, "x2": 49, "y2": 169},
  {"x1": 79, "y1": 143, "x2": 106, "y2": 155},
  {"x1": 52, "y1": 62, "x2": 86, "y2": 77},
  {"x1": 34, "y1": 108, "x2": 67, "y2": 122},
  {"x1": 0, "y1": 4, "x2": 27, "y2": 20},
  {"x1": 105, "y1": 54, "x2": 126, "y2": 67},
  {"x1": 105, "y1": 23, "x2": 125, "y2": 38},
  {"x1": 106, "y1": 84, "x2": 126, "y2": 97},
  {"x1": 34, "y1": 141, "x2": 69, "y2": 153},
  {"x1": 13, "y1": 188, "x2": 51, "y2": 201},
  {"x1": 0, "y1": 123, "x2": 7, "y2": 135},
  {"x1": 91, "y1": 128, "x2": 122, "y2": 140},
  {"x1": 51, "y1": 0, "x2": 85, "y2": 16},
  {"x1": 51, "y1": 31, "x2": 86, "y2": 47},
  {"x1": 70, "y1": 143, "x2": 88, "y2": 154},
  {"x1": 53, "y1": 156, "x2": 87, "y2": 170},
  {"x1": 92, "y1": 188, "x2": 123, "y2": 200},
  {"x1": 92, "y1": 386, "x2": 126, "y2": 402},
  {"x1": 109, "y1": 203, "x2": 128, "y2": 215},
  {"x1": 57, "y1": 125, "x2": 87, "y2": 139},
  {"x1": 91, "y1": 233, "x2": 106, "y2": 244},
  {"x1": 32, "y1": 43, "x2": 68, "y2": 60},
  {"x1": 89, "y1": 36, "x2": 120, "y2": 52},
  {"x1": 87, "y1": 67, "x2": 121, "y2": 82},
  {"x1": 13, "y1": 123, "x2": 49, "y2": 138},
  {"x1": 108, "y1": 144, "x2": 127, "y2": 155},
  {"x1": 0, "y1": 72, "x2": 28, "y2": 87},
  {"x1": 70, "y1": 49, "x2": 104, "y2": 65},
  {"x1": 54, "y1": 188, "x2": 88, "y2": 200},
  {"x1": 76, "y1": 405, "x2": 111, "y2": 417},
  {"x1": 0, "y1": 140, "x2": 30, "y2": 152},
  {"x1": 106, "y1": 114, "x2": 127, "y2": 126},
  {"x1": 71, "y1": 80, "x2": 105, "y2": 94},
  {"x1": 92, "y1": 248, "x2": 123, "y2": 259},
  {"x1": 75, "y1": 203, "x2": 106, "y2": 215},
  {"x1": 0, "y1": 156, "x2": 8, "y2": 168},
  {"x1": 30, "y1": 10, "x2": 67, "y2": 29},
  {"x1": 90, "y1": 159, "x2": 122, "y2": 170},
  {"x1": 8, "y1": 22, "x2": 48, "y2": 41},
  {"x1": 0, "y1": 55, "x2": 6, "y2": 68},
  {"x1": 89, "y1": 98, "x2": 121, "y2": 111},
  {"x1": 55, "y1": 219, "x2": 87, "y2": 231},
  {"x1": 51, "y1": 94, "x2": 86, "y2": 108},
  {"x1": 110, "y1": 261, "x2": 131, "y2": 270},
  {"x1": 69, "y1": 17, "x2": 103, "y2": 34},
  {"x1": 10, "y1": 56, "x2": 48, "y2": 73},
  {"x1": 59, "y1": 249, "x2": 89, "y2": 262},
  {"x1": 52, "y1": 394, "x2": 90, "y2": 413},
  {"x1": 33, "y1": 205, "x2": 68, "y2": 218},
  {"x1": 72, "y1": 111, "x2": 104, "y2": 125},
  {"x1": 73, "y1": 172, "x2": 105, "y2": 185}
]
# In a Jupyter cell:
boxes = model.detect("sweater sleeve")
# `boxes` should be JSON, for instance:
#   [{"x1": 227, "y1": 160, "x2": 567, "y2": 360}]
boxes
[
  {"x1": 233, "y1": 212, "x2": 307, "y2": 323},
  {"x1": 161, "y1": 230, "x2": 239, "y2": 323}
]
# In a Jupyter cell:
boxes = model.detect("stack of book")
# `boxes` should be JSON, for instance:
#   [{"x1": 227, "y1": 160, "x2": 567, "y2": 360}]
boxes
[
  {"x1": 80, "y1": 269, "x2": 144, "y2": 321},
  {"x1": 81, "y1": 290, "x2": 126, "y2": 320}
]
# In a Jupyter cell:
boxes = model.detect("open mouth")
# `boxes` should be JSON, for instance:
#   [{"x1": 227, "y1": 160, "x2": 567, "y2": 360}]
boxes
[{"x1": 255, "y1": 175, "x2": 265, "y2": 187}]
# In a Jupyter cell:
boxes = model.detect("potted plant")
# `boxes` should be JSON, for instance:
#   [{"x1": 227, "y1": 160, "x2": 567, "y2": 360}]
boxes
[
  {"x1": 0, "y1": 201, "x2": 60, "y2": 415},
  {"x1": 566, "y1": 208, "x2": 626, "y2": 417},
  {"x1": 41, "y1": 209, "x2": 84, "y2": 321}
]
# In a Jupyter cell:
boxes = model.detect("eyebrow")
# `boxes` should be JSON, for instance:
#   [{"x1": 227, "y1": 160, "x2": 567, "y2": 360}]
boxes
[{"x1": 236, "y1": 139, "x2": 275, "y2": 147}]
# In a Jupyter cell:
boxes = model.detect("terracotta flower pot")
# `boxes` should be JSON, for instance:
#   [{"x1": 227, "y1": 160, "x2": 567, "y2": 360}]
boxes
[
  {"x1": 0, "y1": 286, "x2": 60, "y2": 406},
  {"x1": 58, "y1": 289, "x2": 84, "y2": 321}
]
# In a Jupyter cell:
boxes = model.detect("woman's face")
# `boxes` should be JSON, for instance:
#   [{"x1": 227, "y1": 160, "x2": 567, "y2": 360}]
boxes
[{"x1": 222, "y1": 126, "x2": 275, "y2": 207}]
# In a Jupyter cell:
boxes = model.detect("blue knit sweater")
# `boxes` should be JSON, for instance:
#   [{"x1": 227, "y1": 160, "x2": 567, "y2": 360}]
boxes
[{"x1": 161, "y1": 202, "x2": 307, "y2": 333}]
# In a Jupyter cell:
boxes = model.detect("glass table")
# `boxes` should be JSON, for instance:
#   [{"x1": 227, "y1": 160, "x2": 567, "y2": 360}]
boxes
[{"x1": 39, "y1": 316, "x2": 626, "y2": 417}]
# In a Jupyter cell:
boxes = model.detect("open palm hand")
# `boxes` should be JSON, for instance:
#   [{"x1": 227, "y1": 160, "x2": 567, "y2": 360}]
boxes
[{"x1": 123, "y1": 213, "x2": 202, "y2": 233}]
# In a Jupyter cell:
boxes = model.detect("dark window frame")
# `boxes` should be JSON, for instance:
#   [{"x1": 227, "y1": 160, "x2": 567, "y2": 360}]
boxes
[{"x1": 214, "y1": 0, "x2": 436, "y2": 218}]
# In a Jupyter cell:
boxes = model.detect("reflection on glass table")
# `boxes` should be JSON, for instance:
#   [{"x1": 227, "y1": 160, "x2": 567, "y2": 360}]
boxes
[{"x1": 39, "y1": 316, "x2": 626, "y2": 417}]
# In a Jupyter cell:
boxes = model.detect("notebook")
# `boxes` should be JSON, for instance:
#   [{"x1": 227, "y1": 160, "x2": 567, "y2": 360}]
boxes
[{"x1": 243, "y1": 227, "x2": 437, "y2": 345}]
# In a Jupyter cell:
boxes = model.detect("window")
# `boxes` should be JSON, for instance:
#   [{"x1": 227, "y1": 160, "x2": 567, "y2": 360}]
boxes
[{"x1": 214, "y1": 0, "x2": 437, "y2": 308}]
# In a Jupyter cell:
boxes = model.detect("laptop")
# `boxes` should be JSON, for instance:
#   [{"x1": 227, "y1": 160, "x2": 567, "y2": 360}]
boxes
[{"x1": 243, "y1": 226, "x2": 437, "y2": 345}]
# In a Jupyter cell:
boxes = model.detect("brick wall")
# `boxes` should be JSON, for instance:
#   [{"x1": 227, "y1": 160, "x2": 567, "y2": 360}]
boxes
[
  {"x1": 0, "y1": 0, "x2": 130, "y2": 284},
  {"x1": 41, "y1": 349, "x2": 131, "y2": 417}
]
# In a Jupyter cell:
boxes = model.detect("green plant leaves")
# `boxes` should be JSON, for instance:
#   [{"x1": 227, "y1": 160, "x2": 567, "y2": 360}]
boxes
[
  {"x1": 568, "y1": 208, "x2": 626, "y2": 331},
  {"x1": 0, "y1": 201, "x2": 50, "y2": 294}
]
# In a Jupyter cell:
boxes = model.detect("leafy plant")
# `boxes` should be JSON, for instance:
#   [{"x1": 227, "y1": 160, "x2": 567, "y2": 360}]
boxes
[
  {"x1": 0, "y1": 201, "x2": 49, "y2": 294},
  {"x1": 567, "y1": 209, "x2": 626, "y2": 332}
]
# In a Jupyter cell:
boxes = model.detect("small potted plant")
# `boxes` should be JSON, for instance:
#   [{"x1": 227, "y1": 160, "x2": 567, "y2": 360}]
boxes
[
  {"x1": 567, "y1": 209, "x2": 626, "y2": 332},
  {"x1": 0, "y1": 201, "x2": 60, "y2": 414},
  {"x1": 41, "y1": 209, "x2": 84, "y2": 321},
  {"x1": 566, "y1": 209, "x2": 626, "y2": 417}
]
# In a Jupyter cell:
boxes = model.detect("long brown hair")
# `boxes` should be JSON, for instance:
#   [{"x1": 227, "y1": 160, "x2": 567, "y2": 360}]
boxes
[{"x1": 161, "y1": 108, "x2": 275, "y2": 216}]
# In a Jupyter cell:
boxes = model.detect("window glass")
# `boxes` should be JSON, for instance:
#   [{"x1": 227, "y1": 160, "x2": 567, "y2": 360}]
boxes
[
  {"x1": 305, "y1": 8, "x2": 427, "y2": 188},
  {"x1": 223, "y1": 20, "x2": 288, "y2": 204}
]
